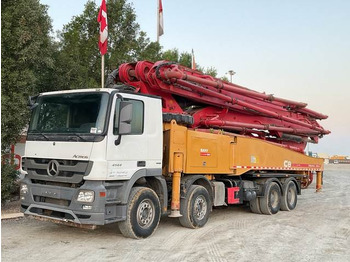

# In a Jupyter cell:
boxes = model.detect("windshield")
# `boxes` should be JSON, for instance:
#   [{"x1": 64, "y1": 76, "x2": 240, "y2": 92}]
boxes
[{"x1": 28, "y1": 92, "x2": 109, "y2": 134}]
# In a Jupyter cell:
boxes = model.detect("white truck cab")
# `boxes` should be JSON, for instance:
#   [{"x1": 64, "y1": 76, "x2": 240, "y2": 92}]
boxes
[{"x1": 21, "y1": 88, "x2": 167, "y2": 228}]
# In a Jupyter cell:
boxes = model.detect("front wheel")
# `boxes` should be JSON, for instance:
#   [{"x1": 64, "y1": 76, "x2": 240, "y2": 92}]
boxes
[
  {"x1": 179, "y1": 185, "x2": 211, "y2": 229},
  {"x1": 118, "y1": 187, "x2": 161, "y2": 239}
]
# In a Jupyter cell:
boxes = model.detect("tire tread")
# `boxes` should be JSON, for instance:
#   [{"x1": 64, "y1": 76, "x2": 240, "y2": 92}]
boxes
[
  {"x1": 280, "y1": 180, "x2": 297, "y2": 211},
  {"x1": 250, "y1": 197, "x2": 262, "y2": 214}
]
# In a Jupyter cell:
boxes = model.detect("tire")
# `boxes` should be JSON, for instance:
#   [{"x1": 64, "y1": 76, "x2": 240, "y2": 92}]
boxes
[
  {"x1": 280, "y1": 180, "x2": 298, "y2": 211},
  {"x1": 179, "y1": 185, "x2": 211, "y2": 229},
  {"x1": 249, "y1": 197, "x2": 262, "y2": 214},
  {"x1": 118, "y1": 187, "x2": 161, "y2": 239},
  {"x1": 259, "y1": 182, "x2": 281, "y2": 215}
]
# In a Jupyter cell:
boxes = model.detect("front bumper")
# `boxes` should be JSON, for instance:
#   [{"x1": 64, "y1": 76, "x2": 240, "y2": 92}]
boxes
[{"x1": 20, "y1": 177, "x2": 127, "y2": 226}]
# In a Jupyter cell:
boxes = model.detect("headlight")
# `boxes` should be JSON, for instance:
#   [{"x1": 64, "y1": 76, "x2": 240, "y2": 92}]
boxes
[
  {"x1": 20, "y1": 184, "x2": 28, "y2": 194},
  {"x1": 77, "y1": 190, "x2": 95, "y2": 203}
]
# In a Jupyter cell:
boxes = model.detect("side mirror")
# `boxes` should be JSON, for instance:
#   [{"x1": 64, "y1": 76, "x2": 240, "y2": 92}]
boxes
[
  {"x1": 28, "y1": 95, "x2": 39, "y2": 110},
  {"x1": 118, "y1": 101, "x2": 133, "y2": 135}
]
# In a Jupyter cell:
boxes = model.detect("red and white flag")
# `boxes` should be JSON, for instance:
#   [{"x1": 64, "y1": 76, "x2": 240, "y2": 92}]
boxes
[
  {"x1": 158, "y1": 0, "x2": 164, "y2": 37},
  {"x1": 97, "y1": 0, "x2": 108, "y2": 55}
]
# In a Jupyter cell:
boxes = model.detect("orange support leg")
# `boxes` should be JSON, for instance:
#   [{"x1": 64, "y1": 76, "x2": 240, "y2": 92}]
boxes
[
  {"x1": 316, "y1": 171, "x2": 323, "y2": 192},
  {"x1": 169, "y1": 153, "x2": 183, "y2": 217}
]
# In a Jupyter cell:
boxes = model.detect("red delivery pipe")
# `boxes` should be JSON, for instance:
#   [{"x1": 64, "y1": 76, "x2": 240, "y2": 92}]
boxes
[{"x1": 159, "y1": 66, "x2": 307, "y2": 108}]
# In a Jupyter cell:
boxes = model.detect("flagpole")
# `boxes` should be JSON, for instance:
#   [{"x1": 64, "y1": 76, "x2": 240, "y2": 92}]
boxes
[
  {"x1": 98, "y1": 0, "x2": 107, "y2": 88},
  {"x1": 191, "y1": 49, "x2": 196, "y2": 70},
  {"x1": 157, "y1": 0, "x2": 159, "y2": 43},
  {"x1": 101, "y1": 55, "x2": 105, "y2": 88}
]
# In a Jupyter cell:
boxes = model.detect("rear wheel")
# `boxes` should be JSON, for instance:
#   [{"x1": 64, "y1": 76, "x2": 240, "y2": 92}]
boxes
[
  {"x1": 259, "y1": 182, "x2": 281, "y2": 215},
  {"x1": 280, "y1": 180, "x2": 297, "y2": 211},
  {"x1": 118, "y1": 187, "x2": 161, "y2": 239},
  {"x1": 249, "y1": 197, "x2": 262, "y2": 214},
  {"x1": 179, "y1": 185, "x2": 211, "y2": 228}
]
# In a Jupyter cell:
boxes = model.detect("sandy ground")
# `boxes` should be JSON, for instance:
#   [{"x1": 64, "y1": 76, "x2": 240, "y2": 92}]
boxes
[
  {"x1": 2, "y1": 164, "x2": 350, "y2": 262},
  {"x1": 1, "y1": 199, "x2": 21, "y2": 215}
]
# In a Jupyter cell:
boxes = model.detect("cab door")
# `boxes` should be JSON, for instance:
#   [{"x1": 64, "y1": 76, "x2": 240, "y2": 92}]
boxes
[{"x1": 106, "y1": 93, "x2": 163, "y2": 180}]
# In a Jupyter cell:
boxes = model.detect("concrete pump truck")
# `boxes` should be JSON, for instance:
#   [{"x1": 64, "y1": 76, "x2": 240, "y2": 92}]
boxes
[{"x1": 20, "y1": 61, "x2": 329, "y2": 238}]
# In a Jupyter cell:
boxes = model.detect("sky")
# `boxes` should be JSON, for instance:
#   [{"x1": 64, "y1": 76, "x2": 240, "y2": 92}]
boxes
[{"x1": 41, "y1": 0, "x2": 350, "y2": 156}]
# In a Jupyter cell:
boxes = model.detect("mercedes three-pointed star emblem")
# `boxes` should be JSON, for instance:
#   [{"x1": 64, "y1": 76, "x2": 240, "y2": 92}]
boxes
[{"x1": 47, "y1": 160, "x2": 60, "y2": 176}]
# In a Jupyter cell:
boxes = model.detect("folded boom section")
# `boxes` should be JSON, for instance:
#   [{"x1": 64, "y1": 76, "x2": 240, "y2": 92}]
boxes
[{"x1": 116, "y1": 60, "x2": 330, "y2": 152}]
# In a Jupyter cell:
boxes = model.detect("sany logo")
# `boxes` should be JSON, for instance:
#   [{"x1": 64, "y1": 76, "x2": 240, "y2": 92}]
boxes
[
  {"x1": 200, "y1": 149, "x2": 210, "y2": 156},
  {"x1": 284, "y1": 160, "x2": 292, "y2": 168}
]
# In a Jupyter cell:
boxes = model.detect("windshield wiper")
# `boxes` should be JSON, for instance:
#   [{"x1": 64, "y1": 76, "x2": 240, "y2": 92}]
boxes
[
  {"x1": 31, "y1": 132, "x2": 49, "y2": 140},
  {"x1": 69, "y1": 133, "x2": 88, "y2": 142}
]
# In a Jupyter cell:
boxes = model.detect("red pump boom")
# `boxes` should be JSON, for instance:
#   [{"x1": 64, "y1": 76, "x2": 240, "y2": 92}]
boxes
[{"x1": 116, "y1": 60, "x2": 330, "y2": 153}]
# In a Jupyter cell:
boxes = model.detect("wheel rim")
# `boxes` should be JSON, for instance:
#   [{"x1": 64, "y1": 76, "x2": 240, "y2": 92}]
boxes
[
  {"x1": 194, "y1": 195, "x2": 207, "y2": 220},
  {"x1": 137, "y1": 199, "x2": 155, "y2": 228},
  {"x1": 287, "y1": 187, "x2": 296, "y2": 206},
  {"x1": 270, "y1": 190, "x2": 279, "y2": 209}
]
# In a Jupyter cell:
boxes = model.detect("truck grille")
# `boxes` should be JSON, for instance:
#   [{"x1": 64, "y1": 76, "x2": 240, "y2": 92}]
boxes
[
  {"x1": 31, "y1": 180, "x2": 77, "y2": 188},
  {"x1": 23, "y1": 157, "x2": 92, "y2": 184}
]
